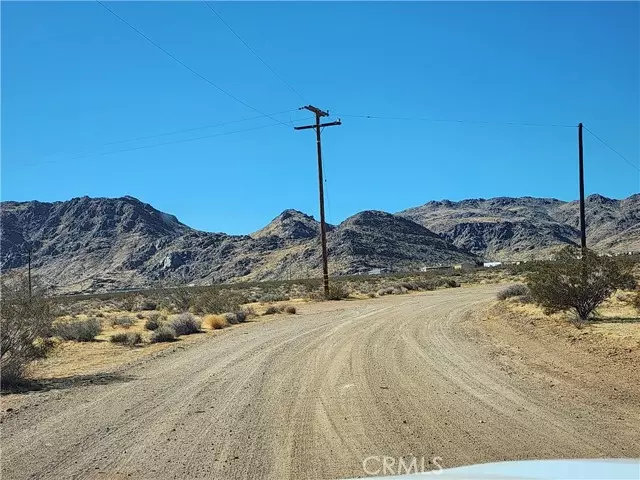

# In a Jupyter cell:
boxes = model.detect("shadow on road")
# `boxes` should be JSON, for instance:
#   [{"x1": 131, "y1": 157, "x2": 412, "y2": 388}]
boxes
[{"x1": 2, "y1": 372, "x2": 135, "y2": 395}]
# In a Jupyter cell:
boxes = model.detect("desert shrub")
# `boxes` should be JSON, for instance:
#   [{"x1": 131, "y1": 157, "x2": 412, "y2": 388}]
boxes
[
  {"x1": 149, "y1": 325, "x2": 177, "y2": 343},
  {"x1": 377, "y1": 287, "x2": 394, "y2": 296},
  {"x1": 112, "y1": 316, "x2": 135, "y2": 329},
  {"x1": 284, "y1": 305, "x2": 296, "y2": 314},
  {"x1": 223, "y1": 312, "x2": 238, "y2": 325},
  {"x1": 95, "y1": 311, "x2": 105, "y2": 318},
  {"x1": 527, "y1": 247, "x2": 634, "y2": 322},
  {"x1": 166, "y1": 286, "x2": 194, "y2": 313},
  {"x1": 121, "y1": 294, "x2": 136, "y2": 312},
  {"x1": 0, "y1": 273, "x2": 56, "y2": 386},
  {"x1": 169, "y1": 313, "x2": 201, "y2": 335},
  {"x1": 259, "y1": 292, "x2": 289, "y2": 303},
  {"x1": 110, "y1": 332, "x2": 142, "y2": 346},
  {"x1": 234, "y1": 310, "x2": 247, "y2": 323},
  {"x1": 138, "y1": 298, "x2": 157, "y2": 311},
  {"x1": 327, "y1": 283, "x2": 350, "y2": 300},
  {"x1": 144, "y1": 313, "x2": 163, "y2": 331},
  {"x1": 445, "y1": 279, "x2": 461, "y2": 288},
  {"x1": 192, "y1": 289, "x2": 246, "y2": 315},
  {"x1": 135, "y1": 312, "x2": 144, "y2": 319},
  {"x1": 497, "y1": 284, "x2": 530, "y2": 301},
  {"x1": 630, "y1": 290, "x2": 640, "y2": 312},
  {"x1": 241, "y1": 306, "x2": 257, "y2": 318},
  {"x1": 204, "y1": 314, "x2": 229, "y2": 330},
  {"x1": 368, "y1": 292, "x2": 376, "y2": 298},
  {"x1": 54, "y1": 318, "x2": 102, "y2": 342},
  {"x1": 263, "y1": 305, "x2": 278, "y2": 315}
]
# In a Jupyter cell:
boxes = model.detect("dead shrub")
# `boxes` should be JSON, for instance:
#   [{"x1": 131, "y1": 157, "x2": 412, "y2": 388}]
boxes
[
  {"x1": 284, "y1": 305, "x2": 296, "y2": 314},
  {"x1": 204, "y1": 314, "x2": 229, "y2": 330}
]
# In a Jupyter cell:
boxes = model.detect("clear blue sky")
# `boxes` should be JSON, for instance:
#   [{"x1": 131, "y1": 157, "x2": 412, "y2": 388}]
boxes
[{"x1": 2, "y1": 1, "x2": 638, "y2": 234}]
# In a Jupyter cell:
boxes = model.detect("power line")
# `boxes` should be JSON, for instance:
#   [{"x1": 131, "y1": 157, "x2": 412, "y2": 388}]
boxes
[
  {"x1": 24, "y1": 115, "x2": 314, "y2": 166},
  {"x1": 583, "y1": 125, "x2": 639, "y2": 172},
  {"x1": 336, "y1": 113, "x2": 575, "y2": 129},
  {"x1": 86, "y1": 109, "x2": 298, "y2": 151},
  {"x1": 204, "y1": 2, "x2": 307, "y2": 103},
  {"x1": 96, "y1": 1, "x2": 291, "y2": 127}
]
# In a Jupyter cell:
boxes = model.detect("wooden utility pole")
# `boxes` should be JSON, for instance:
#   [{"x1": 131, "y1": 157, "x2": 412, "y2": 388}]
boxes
[
  {"x1": 294, "y1": 106, "x2": 341, "y2": 298},
  {"x1": 578, "y1": 123, "x2": 587, "y2": 254}
]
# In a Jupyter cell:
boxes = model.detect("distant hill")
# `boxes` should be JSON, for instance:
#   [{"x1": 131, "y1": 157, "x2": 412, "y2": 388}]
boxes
[
  {"x1": 0, "y1": 196, "x2": 474, "y2": 293},
  {"x1": 1, "y1": 194, "x2": 636, "y2": 293},
  {"x1": 398, "y1": 194, "x2": 639, "y2": 260}
]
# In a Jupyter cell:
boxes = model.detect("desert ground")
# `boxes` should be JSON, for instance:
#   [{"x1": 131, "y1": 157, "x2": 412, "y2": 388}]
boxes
[{"x1": 2, "y1": 285, "x2": 639, "y2": 479}]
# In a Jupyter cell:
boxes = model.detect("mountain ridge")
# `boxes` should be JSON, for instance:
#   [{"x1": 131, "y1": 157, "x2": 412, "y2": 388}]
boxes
[{"x1": 1, "y1": 193, "x2": 637, "y2": 293}]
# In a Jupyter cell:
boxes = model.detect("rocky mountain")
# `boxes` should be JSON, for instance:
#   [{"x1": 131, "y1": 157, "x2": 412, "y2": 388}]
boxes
[
  {"x1": 398, "y1": 194, "x2": 639, "y2": 260},
  {"x1": 1, "y1": 194, "x2": 636, "y2": 293},
  {"x1": 0, "y1": 196, "x2": 475, "y2": 293}
]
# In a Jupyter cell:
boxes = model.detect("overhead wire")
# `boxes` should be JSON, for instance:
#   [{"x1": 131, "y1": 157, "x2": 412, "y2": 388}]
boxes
[
  {"x1": 335, "y1": 113, "x2": 576, "y2": 129},
  {"x1": 95, "y1": 1, "x2": 292, "y2": 128},
  {"x1": 583, "y1": 125, "x2": 639, "y2": 172},
  {"x1": 23, "y1": 115, "x2": 314, "y2": 166},
  {"x1": 204, "y1": 2, "x2": 307, "y2": 103}
]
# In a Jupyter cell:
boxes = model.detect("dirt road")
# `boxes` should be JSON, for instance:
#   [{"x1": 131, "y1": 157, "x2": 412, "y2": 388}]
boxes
[{"x1": 2, "y1": 287, "x2": 639, "y2": 479}]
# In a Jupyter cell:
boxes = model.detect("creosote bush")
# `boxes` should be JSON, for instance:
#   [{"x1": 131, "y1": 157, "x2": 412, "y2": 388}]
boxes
[
  {"x1": 169, "y1": 313, "x2": 201, "y2": 335},
  {"x1": 54, "y1": 318, "x2": 102, "y2": 342},
  {"x1": 527, "y1": 247, "x2": 636, "y2": 323},
  {"x1": 144, "y1": 313, "x2": 163, "y2": 331},
  {"x1": 149, "y1": 325, "x2": 177, "y2": 343},
  {"x1": 1, "y1": 272, "x2": 56, "y2": 386},
  {"x1": 327, "y1": 283, "x2": 350, "y2": 301},
  {"x1": 110, "y1": 332, "x2": 142, "y2": 346},
  {"x1": 497, "y1": 284, "x2": 530, "y2": 301},
  {"x1": 112, "y1": 316, "x2": 135, "y2": 329}
]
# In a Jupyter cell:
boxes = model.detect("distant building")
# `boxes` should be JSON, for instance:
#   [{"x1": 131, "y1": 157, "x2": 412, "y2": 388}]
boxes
[
  {"x1": 453, "y1": 262, "x2": 475, "y2": 271},
  {"x1": 368, "y1": 268, "x2": 383, "y2": 275},
  {"x1": 483, "y1": 261, "x2": 502, "y2": 268}
]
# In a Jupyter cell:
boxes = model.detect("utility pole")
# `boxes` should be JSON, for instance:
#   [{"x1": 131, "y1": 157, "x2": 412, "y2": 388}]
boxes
[
  {"x1": 578, "y1": 122, "x2": 587, "y2": 255},
  {"x1": 295, "y1": 106, "x2": 341, "y2": 298}
]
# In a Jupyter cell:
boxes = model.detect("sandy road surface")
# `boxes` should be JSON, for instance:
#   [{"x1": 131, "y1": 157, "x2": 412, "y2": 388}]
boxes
[{"x1": 2, "y1": 286, "x2": 639, "y2": 479}]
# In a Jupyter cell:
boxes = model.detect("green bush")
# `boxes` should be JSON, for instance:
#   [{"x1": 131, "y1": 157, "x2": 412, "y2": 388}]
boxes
[
  {"x1": 1, "y1": 272, "x2": 56, "y2": 386},
  {"x1": 149, "y1": 325, "x2": 177, "y2": 343},
  {"x1": 55, "y1": 318, "x2": 102, "y2": 342},
  {"x1": 527, "y1": 247, "x2": 635, "y2": 322},
  {"x1": 110, "y1": 332, "x2": 142, "y2": 346}
]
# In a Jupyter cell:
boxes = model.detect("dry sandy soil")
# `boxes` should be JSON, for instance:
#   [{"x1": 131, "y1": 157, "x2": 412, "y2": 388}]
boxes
[{"x1": 2, "y1": 286, "x2": 639, "y2": 479}]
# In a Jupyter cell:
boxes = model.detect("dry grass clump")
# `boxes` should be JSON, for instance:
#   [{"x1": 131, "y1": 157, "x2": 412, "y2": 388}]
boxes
[
  {"x1": 284, "y1": 305, "x2": 296, "y2": 314},
  {"x1": 204, "y1": 314, "x2": 229, "y2": 330}
]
